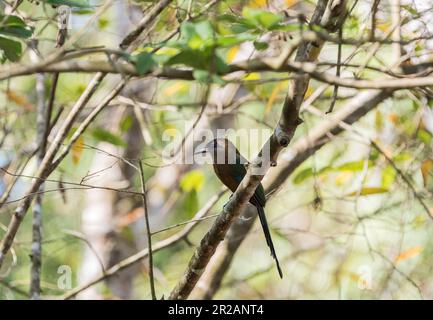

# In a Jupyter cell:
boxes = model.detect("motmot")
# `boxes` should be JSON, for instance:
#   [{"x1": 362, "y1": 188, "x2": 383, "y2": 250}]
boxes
[{"x1": 195, "y1": 138, "x2": 283, "y2": 278}]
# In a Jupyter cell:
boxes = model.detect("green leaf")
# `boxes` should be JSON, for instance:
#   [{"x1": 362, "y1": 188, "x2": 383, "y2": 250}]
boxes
[
  {"x1": 334, "y1": 160, "x2": 373, "y2": 172},
  {"x1": 217, "y1": 14, "x2": 241, "y2": 24},
  {"x1": 293, "y1": 160, "x2": 372, "y2": 185},
  {"x1": 45, "y1": 0, "x2": 92, "y2": 8},
  {"x1": 216, "y1": 34, "x2": 256, "y2": 47},
  {"x1": 97, "y1": 18, "x2": 109, "y2": 30},
  {"x1": 192, "y1": 70, "x2": 225, "y2": 84},
  {"x1": 120, "y1": 115, "x2": 134, "y2": 133},
  {"x1": 92, "y1": 128, "x2": 126, "y2": 147},
  {"x1": 402, "y1": 5, "x2": 418, "y2": 16},
  {"x1": 382, "y1": 165, "x2": 396, "y2": 189},
  {"x1": 0, "y1": 15, "x2": 33, "y2": 39},
  {"x1": 253, "y1": 41, "x2": 269, "y2": 51},
  {"x1": 194, "y1": 21, "x2": 214, "y2": 40},
  {"x1": 293, "y1": 167, "x2": 314, "y2": 185},
  {"x1": 242, "y1": 7, "x2": 282, "y2": 30},
  {"x1": 0, "y1": 36, "x2": 21, "y2": 62},
  {"x1": 231, "y1": 22, "x2": 256, "y2": 34},
  {"x1": 176, "y1": 21, "x2": 216, "y2": 50},
  {"x1": 393, "y1": 152, "x2": 412, "y2": 162},
  {"x1": 182, "y1": 190, "x2": 199, "y2": 218},
  {"x1": 132, "y1": 52, "x2": 156, "y2": 75},
  {"x1": 192, "y1": 69, "x2": 210, "y2": 82},
  {"x1": 417, "y1": 129, "x2": 432, "y2": 145},
  {"x1": 167, "y1": 50, "x2": 209, "y2": 69}
]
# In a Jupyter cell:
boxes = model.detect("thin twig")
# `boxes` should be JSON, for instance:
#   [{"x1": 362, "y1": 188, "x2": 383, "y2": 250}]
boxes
[
  {"x1": 138, "y1": 161, "x2": 156, "y2": 300},
  {"x1": 327, "y1": 26, "x2": 343, "y2": 113},
  {"x1": 62, "y1": 190, "x2": 225, "y2": 299}
]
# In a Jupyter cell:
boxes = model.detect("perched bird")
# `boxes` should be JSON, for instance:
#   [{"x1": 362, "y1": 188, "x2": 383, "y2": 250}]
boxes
[{"x1": 195, "y1": 138, "x2": 283, "y2": 278}]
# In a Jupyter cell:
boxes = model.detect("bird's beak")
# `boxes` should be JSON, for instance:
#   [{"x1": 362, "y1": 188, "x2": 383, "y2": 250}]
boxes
[{"x1": 194, "y1": 147, "x2": 208, "y2": 155}]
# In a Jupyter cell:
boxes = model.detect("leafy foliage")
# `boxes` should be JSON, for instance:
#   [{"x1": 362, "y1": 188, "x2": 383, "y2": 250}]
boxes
[{"x1": 0, "y1": 15, "x2": 33, "y2": 62}]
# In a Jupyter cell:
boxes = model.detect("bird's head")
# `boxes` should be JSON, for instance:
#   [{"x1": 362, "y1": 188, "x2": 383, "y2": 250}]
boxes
[{"x1": 194, "y1": 138, "x2": 241, "y2": 164}]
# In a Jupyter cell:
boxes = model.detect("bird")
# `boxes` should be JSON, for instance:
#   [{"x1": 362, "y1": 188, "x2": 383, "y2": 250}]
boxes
[{"x1": 195, "y1": 138, "x2": 283, "y2": 278}]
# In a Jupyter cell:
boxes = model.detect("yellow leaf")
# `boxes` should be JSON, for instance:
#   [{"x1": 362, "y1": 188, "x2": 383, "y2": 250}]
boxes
[
  {"x1": 304, "y1": 86, "x2": 314, "y2": 98},
  {"x1": 227, "y1": 46, "x2": 240, "y2": 63},
  {"x1": 284, "y1": 0, "x2": 297, "y2": 7},
  {"x1": 421, "y1": 159, "x2": 432, "y2": 187},
  {"x1": 345, "y1": 187, "x2": 388, "y2": 197},
  {"x1": 395, "y1": 246, "x2": 423, "y2": 264},
  {"x1": 243, "y1": 73, "x2": 261, "y2": 81},
  {"x1": 155, "y1": 47, "x2": 179, "y2": 56},
  {"x1": 377, "y1": 21, "x2": 391, "y2": 33},
  {"x1": 411, "y1": 214, "x2": 426, "y2": 228},
  {"x1": 248, "y1": 0, "x2": 267, "y2": 8},
  {"x1": 164, "y1": 127, "x2": 178, "y2": 136},
  {"x1": 265, "y1": 82, "x2": 285, "y2": 114},
  {"x1": 5, "y1": 90, "x2": 33, "y2": 111},
  {"x1": 375, "y1": 110, "x2": 383, "y2": 130},
  {"x1": 180, "y1": 170, "x2": 205, "y2": 192},
  {"x1": 71, "y1": 136, "x2": 84, "y2": 165}
]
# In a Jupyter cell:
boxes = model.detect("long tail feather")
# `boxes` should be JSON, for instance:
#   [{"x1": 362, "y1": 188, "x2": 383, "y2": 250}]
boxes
[{"x1": 255, "y1": 203, "x2": 283, "y2": 278}]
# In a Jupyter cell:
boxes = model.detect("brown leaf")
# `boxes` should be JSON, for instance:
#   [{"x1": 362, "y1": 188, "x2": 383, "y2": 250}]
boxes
[
  {"x1": 117, "y1": 207, "x2": 144, "y2": 229},
  {"x1": 395, "y1": 246, "x2": 423, "y2": 264},
  {"x1": 5, "y1": 90, "x2": 33, "y2": 111}
]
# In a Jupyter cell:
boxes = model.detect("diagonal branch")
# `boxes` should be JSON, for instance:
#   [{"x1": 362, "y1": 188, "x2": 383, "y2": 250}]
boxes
[
  {"x1": 168, "y1": 0, "x2": 348, "y2": 300},
  {"x1": 191, "y1": 89, "x2": 393, "y2": 299}
]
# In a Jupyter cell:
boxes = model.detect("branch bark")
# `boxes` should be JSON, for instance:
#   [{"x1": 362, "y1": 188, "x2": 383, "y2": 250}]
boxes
[{"x1": 3, "y1": 50, "x2": 432, "y2": 89}]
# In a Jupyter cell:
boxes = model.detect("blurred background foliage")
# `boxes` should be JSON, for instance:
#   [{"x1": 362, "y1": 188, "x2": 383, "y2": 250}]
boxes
[{"x1": 1, "y1": 0, "x2": 433, "y2": 299}]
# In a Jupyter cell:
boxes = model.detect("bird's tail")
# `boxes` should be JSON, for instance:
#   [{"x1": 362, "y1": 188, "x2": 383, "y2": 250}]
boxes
[{"x1": 255, "y1": 204, "x2": 283, "y2": 278}]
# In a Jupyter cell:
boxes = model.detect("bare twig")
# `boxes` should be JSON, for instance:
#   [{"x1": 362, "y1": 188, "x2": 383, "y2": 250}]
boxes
[
  {"x1": 62, "y1": 190, "x2": 225, "y2": 299},
  {"x1": 138, "y1": 161, "x2": 156, "y2": 300},
  {"x1": 0, "y1": 0, "x2": 171, "y2": 268}
]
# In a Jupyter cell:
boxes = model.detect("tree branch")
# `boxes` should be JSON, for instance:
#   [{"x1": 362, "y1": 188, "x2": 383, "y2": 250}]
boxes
[
  {"x1": 191, "y1": 89, "x2": 393, "y2": 299},
  {"x1": 3, "y1": 51, "x2": 433, "y2": 90},
  {"x1": 138, "y1": 161, "x2": 156, "y2": 300},
  {"x1": 168, "y1": 0, "x2": 348, "y2": 300},
  {"x1": 0, "y1": 0, "x2": 174, "y2": 269}
]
